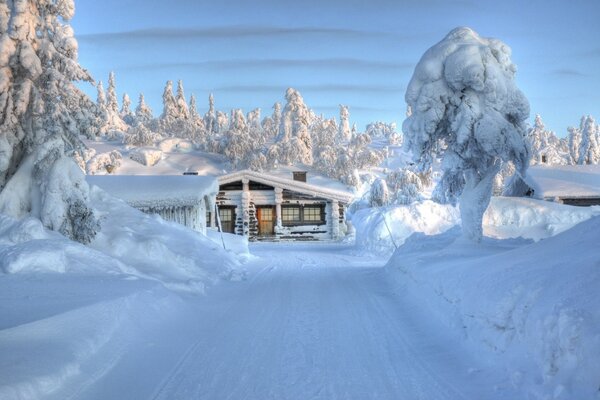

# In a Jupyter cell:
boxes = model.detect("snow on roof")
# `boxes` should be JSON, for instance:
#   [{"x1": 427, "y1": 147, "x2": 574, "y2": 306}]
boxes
[
  {"x1": 525, "y1": 164, "x2": 600, "y2": 199},
  {"x1": 87, "y1": 175, "x2": 218, "y2": 209},
  {"x1": 219, "y1": 170, "x2": 355, "y2": 204}
]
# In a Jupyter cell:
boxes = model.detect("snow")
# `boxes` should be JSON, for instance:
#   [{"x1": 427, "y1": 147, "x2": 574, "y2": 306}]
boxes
[
  {"x1": 86, "y1": 175, "x2": 217, "y2": 209},
  {"x1": 525, "y1": 164, "x2": 600, "y2": 199},
  {"x1": 352, "y1": 196, "x2": 600, "y2": 254},
  {"x1": 386, "y1": 216, "x2": 600, "y2": 399},
  {"x1": 128, "y1": 147, "x2": 162, "y2": 166}
]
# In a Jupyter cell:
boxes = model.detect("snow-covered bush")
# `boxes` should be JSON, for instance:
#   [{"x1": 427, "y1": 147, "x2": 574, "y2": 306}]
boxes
[
  {"x1": 369, "y1": 178, "x2": 389, "y2": 207},
  {"x1": 386, "y1": 169, "x2": 423, "y2": 205},
  {"x1": 129, "y1": 148, "x2": 162, "y2": 167},
  {"x1": 403, "y1": 27, "x2": 531, "y2": 242},
  {"x1": 124, "y1": 124, "x2": 161, "y2": 147},
  {"x1": 86, "y1": 150, "x2": 123, "y2": 175}
]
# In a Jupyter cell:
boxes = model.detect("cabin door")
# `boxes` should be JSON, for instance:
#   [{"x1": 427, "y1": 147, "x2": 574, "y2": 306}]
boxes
[
  {"x1": 218, "y1": 207, "x2": 236, "y2": 234},
  {"x1": 256, "y1": 206, "x2": 274, "y2": 236}
]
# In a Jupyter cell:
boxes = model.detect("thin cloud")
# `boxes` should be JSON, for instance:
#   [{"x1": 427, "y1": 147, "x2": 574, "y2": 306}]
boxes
[
  {"x1": 79, "y1": 25, "x2": 399, "y2": 43},
  {"x1": 210, "y1": 84, "x2": 405, "y2": 94},
  {"x1": 119, "y1": 58, "x2": 414, "y2": 72},
  {"x1": 552, "y1": 68, "x2": 587, "y2": 77}
]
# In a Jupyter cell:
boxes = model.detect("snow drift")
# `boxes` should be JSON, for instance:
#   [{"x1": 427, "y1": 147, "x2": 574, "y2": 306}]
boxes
[
  {"x1": 386, "y1": 217, "x2": 600, "y2": 399},
  {"x1": 353, "y1": 197, "x2": 600, "y2": 254}
]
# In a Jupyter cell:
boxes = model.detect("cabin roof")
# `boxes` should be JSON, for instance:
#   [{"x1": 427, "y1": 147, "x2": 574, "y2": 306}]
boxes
[
  {"x1": 218, "y1": 170, "x2": 355, "y2": 204},
  {"x1": 524, "y1": 164, "x2": 600, "y2": 199},
  {"x1": 87, "y1": 175, "x2": 218, "y2": 208}
]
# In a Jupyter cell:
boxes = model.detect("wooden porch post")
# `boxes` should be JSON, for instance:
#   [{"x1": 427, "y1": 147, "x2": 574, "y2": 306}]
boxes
[
  {"x1": 242, "y1": 178, "x2": 250, "y2": 236},
  {"x1": 331, "y1": 200, "x2": 340, "y2": 239},
  {"x1": 274, "y1": 187, "x2": 283, "y2": 230}
]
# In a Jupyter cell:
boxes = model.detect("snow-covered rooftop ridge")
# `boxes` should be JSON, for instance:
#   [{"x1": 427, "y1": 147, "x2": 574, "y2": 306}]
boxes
[
  {"x1": 525, "y1": 164, "x2": 600, "y2": 199},
  {"x1": 219, "y1": 170, "x2": 355, "y2": 204},
  {"x1": 87, "y1": 175, "x2": 218, "y2": 208}
]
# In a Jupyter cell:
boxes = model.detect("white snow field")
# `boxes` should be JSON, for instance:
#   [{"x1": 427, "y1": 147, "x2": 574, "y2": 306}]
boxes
[{"x1": 0, "y1": 198, "x2": 598, "y2": 399}]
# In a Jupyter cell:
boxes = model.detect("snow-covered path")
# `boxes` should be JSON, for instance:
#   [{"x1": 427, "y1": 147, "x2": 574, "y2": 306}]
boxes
[{"x1": 49, "y1": 243, "x2": 515, "y2": 400}]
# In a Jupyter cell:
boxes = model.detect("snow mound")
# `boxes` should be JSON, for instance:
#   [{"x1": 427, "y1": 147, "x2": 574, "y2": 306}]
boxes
[
  {"x1": 386, "y1": 216, "x2": 600, "y2": 400},
  {"x1": 353, "y1": 197, "x2": 600, "y2": 254},
  {"x1": 88, "y1": 187, "x2": 240, "y2": 292},
  {"x1": 158, "y1": 138, "x2": 194, "y2": 153},
  {"x1": 129, "y1": 147, "x2": 162, "y2": 166}
]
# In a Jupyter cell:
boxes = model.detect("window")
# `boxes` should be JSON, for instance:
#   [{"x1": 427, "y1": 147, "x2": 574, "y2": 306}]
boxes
[
  {"x1": 303, "y1": 206, "x2": 322, "y2": 222},
  {"x1": 282, "y1": 206, "x2": 300, "y2": 223},
  {"x1": 206, "y1": 211, "x2": 212, "y2": 227},
  {"x1": 219, "y1": 208, "x2": 233, "y2": 222}
]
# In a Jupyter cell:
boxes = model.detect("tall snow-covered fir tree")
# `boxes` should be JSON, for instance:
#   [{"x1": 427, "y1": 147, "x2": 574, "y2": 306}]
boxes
[
  {"x1": 277, "y1": 88, "x2": 313, "y2": 165},
  {"x1": 160, "y1": 80, "x2": 178, "y2": 135},
  {"x1": 135, "y1": 93, "x2": 153, "y2": 125},
  {"x1": 578, "y1": 115, "x2": 599, "y2": 165},
  {"x1": 403, "y1": 27, "x2": 530, "y2": 242},
  {"x1": 106, "y1": 71, "x2": 119, "y2": 114},
  {"x1": 339, "y1": 104, "x2": 351, "y2": 142},
  {"x1": 527, "y1": 114, "x2": 567, "y2": 165},
  {"x1": 120, "y1": 93, "x2": 134, "y2": 125},
  {"x1": 176, "y1": 79, "x2": 189, "y2": 121},
  {"x1": 204, "y1": 93, "x2": 217, "y2": 135},
  {"x1": 0, "y1": 0, "x2": 99, "y2": 243}
]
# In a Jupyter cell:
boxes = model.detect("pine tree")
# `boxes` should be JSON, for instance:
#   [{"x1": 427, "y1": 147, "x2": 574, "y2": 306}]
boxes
[
  {"x1": 176, "y1": 80, "x2": 190, "y2": 120},
  {"x1": 121, "y1": 93, "x2": 134, "y2": 125},
  {"x1": 106, "y1": 71, "x2": 119, "y2": 114},
  {"x1": 0, "y1": 0, "x2": 99, "y2": 243},
  {"x1": 339, "y1": 105, "x2": 351, "y2": 142},
  {"x1": 135, "y1": 93, "x2": 154, "y2": 125},
  {"x1": 96, "y1": 81, "x2": 106, "y2": 107},
  {"x1": 578, "y1": 115, "x2": 599, "y2": 165},
  {"x1": 204, "y1": 93, "x2": 218, "y2": 135}
]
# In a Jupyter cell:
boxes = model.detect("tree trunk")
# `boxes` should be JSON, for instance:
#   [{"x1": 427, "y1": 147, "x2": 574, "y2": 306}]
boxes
[{"x1": 459, "y1": 163, "x2": 500, "y2": 242}]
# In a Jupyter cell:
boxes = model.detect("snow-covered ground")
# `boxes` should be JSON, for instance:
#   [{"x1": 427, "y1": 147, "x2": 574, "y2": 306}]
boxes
[{"x1": 1, "y1": 194, "x2": 598, "y2": 399}]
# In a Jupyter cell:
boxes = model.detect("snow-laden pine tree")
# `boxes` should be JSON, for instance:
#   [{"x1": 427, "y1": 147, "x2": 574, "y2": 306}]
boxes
[
  {"x1": 160, "y1": 80, "x2": 178, "y2": 135},
  {"x1": 277, "y1": 88, "x2": 313, "y2": 165},
  {"x1": 339, "y1": 105, "x2": 351, "y2": 142},
  {"x1": 568, "y1": 125, "x2": 582, "y2": 165},
  {"x1": 135, "y1": 93, "x2": 154, "y2": 125},
  {"x1": 187, "y1": 94, "x2": 206, "y2": 144},
  {"x1": 527, "y1": 114, "x2": 567, "y2": 165},
  {"x1": 106, "y1": 71, "x2": 119, "y2": 114},
  {"x1": 386, "y1": 169, "x2": 423, "y2": 205},
  {"x1": 261, "y1": 102, "x2": 281, "y2": 141},
  {"x1": 204, "y1": 93, "x2": 217, "y2": 135},
  {"x1": 121, "y1": 93, "x2": 134, "y2": 126},
  {"x1": 97, "y1": 81, "x2": 106, "y2": 107},
  {"x1": 369, "y1": 178, "x2": 389, "y2": 207},
  {"x1": 176, "y1": 80, "x2": 189, "y2": 121},
  {"x1": 578, "y1": 115, "x2": 599, "y2": 165},
  {"x1": 403, "y1": 27, "x2": 530, "y2": 242},
  {"x1": 0, "y1": 0, "x2": 99, "y2": 243}
]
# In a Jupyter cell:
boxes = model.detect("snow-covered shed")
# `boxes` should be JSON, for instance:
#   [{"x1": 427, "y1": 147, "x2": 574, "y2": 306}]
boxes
[
  {"x1": 514, "y1": 164, "x2": 600, "y2": 206},
  {"x1": 87, "y1": 175, "x2": 218, "y2": 233},
  {"x1": 213, "y1": 170, "x2": 354, "y2": 241}
]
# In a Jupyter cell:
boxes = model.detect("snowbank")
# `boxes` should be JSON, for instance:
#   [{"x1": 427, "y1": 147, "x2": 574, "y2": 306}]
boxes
[
  {"x1": 386, "y1": 217, "x2": 600, "y2": 399},
  {"x1": 88, "y1": 186, "x2": 240, "y2": 292},
  {"x1": 129, "y1": 147, "x2": 162, "y2": 166},
  {"x1": 353, "y1": 197, "x2": 600, "y2": 254}
]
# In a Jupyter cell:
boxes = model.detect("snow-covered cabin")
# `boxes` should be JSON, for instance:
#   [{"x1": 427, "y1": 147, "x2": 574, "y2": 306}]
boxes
[
  {"x1": 212, "y1": 170, "x2": 354, "y2": 241},
  {"x1": 87, "y1": 175, "x2": 218, "y2": 233},
  {"x1": 513, "y1": 164, "x2": 600, "y2": 206}
]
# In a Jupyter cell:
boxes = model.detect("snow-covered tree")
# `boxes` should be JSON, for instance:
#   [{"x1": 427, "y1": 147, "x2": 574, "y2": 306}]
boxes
[
  {"x1": 176, "y1": 80, "x2": 190, "y2": 120},
  {"x1": 261, "y1": 102, "x2": 281, "y2": 141},
  {"x1": 386, "y1": 169, "x2": 423, "y2": 205},
  {"x1": 277, "y1": 88, "x2": 313, "y2": 165},
  {"x1": 578, "y1": 115, "x2": 599, "y2": 165},
  {"x1": 106, "y1": 71, "x2": 119, "y2": 114},
  {"x1": 369, "y1": 178, "x2": 389, "y2": 207},
  {"x1": 366, "y1": 121, "x2": 402, "y2": 145},
  {"x1": 135, "y1": 93, "x2": 154, "y2": 125},
  {"x1": 96, "y1": 81, "x2": 106, "y2": 107},
  {"x1": 0, "y1": 0, "x2": 99, "y2": 243},
  {"x1": 339, "y1": 104, "x2": 351, "y2": 142},
  {"x1": 160, "y1": 80, "x2": 178, "y2": 135},
  {"x1": 568, "y1": 125, "x2": 582, "y2": 165},
  {"x1": 120, "y1": 93, "x2": 134, "y2": 125},
  {"x1": 123, "y1": 123, "x2": 160, "y2": 147},
  {"x1": 403, "y1": 27, "x2": 530, "y2": 242},
  {"x1": 527, "y1": 114, "x2": 567, "y2": 165},
  {"x1": 187, "y1": 94, "x2": 206, "y2": 144},
  {"x1": 204, "y1": 93, "x2": 217, "y2": 135}
]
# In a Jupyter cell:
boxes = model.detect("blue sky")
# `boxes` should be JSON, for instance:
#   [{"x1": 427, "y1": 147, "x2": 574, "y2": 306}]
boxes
[{"x1": 72, "y1": 0, "x2": 599, "y2": 136}]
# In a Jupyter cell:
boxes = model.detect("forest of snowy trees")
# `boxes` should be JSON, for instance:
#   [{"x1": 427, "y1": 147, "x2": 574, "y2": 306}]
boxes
[{"x1": 88, "y1": 75, "x2": 391, "y2": 186}]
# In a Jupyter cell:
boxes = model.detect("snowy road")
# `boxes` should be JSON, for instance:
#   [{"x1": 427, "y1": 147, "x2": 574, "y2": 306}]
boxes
[{"x1": 60, "y1": 243, "x2": 513, "y2": 400}]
